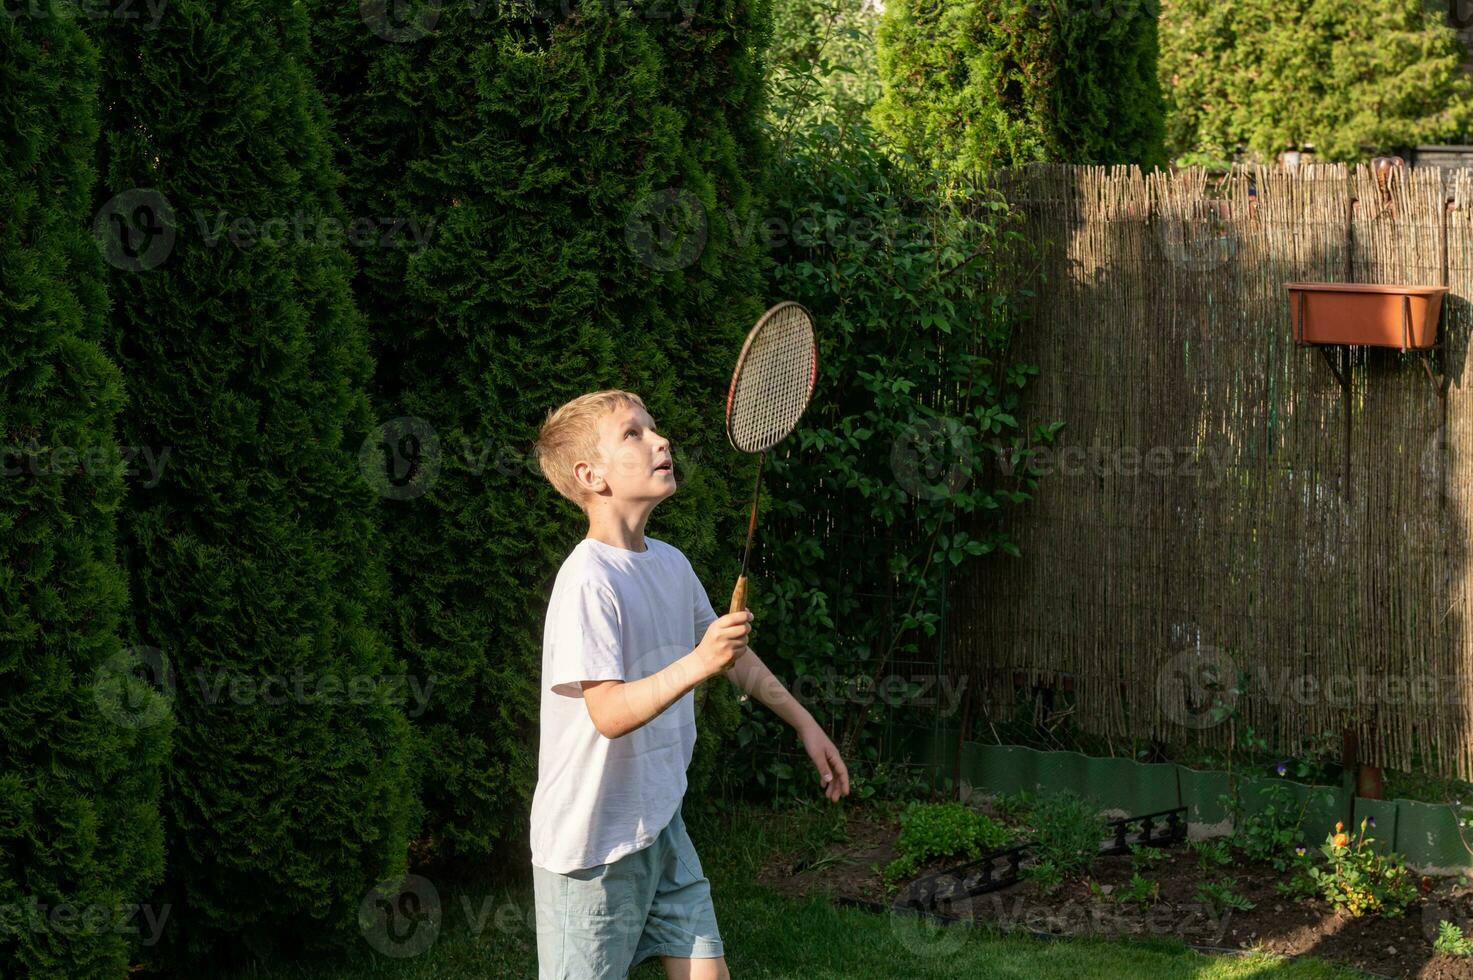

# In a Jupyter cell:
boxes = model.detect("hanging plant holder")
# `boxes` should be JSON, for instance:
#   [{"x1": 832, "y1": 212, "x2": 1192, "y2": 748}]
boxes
[
  {"x1": 1286, "y1": 282, "x2": 1447, "y2": 350},
  {"x1": 1286, "y1": 282, "x2": 1451, "y2": 503}
]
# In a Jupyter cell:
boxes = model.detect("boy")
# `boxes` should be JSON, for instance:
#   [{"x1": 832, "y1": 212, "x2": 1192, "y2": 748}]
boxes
[{"x1": 530, "y1": 389, "x2": 850, "y2": 980}]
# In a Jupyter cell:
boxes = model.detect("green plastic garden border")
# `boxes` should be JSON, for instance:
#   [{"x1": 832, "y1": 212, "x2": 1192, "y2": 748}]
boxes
[{"x1": 891, "y1": 728, "x2": 1471, "y2": 871}]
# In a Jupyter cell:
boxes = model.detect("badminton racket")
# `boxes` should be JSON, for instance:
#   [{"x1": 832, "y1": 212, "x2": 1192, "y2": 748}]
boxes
[{"x1": 724, "y1": 301, "x2": 819, "y2": 616}]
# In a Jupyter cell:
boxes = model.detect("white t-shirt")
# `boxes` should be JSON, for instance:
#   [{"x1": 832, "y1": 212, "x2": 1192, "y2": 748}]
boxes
[{"x1": 528, "y1": 535, "x2": 720, "y2": 873}]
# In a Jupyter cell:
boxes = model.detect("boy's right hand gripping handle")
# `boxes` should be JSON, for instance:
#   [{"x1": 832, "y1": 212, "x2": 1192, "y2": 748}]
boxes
[{"x1": 729, "y1": 575, "x2": 748, "y2": 615}]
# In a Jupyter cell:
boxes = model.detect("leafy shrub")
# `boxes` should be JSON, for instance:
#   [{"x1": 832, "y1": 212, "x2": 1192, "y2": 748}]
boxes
[
  {"x1": 1232, "y1": 780, "x2": 1312, "y2": 870},
  {"x1": 883, "y1": 802, "x2": 1013, "y2": 885},
  {"x1": 1435, "y1": 920, "x2": 1473, "y2": 956},
  {"x1": 1019, "y1": 790, "x2": 1106, "y2": 879},
  {"x1": 1307, "y1": 819, "x2": 1418, "y2": 918},
  {"x1": 1128, "y1": 843, "x2": 1166, "y2": 874},
  {"x1": 873, "y1": 0, "x2": 1167, "y2": 180},
  {"x1": 1195, "y1": 878, "x2": 1255, "y2": 914},
  {"x1": 1021, "y1": 858, "x2": 1063, "y2": 894},
  {"x1": 1119, "y1": 873, "x2": 1161, "y2": 907},
  {"x1": 1190, "y1": 839, "x2": 1233, "y2": 872},
  {"x1": 739, "y1": 116, "x2": 1042, "y2": 794}
]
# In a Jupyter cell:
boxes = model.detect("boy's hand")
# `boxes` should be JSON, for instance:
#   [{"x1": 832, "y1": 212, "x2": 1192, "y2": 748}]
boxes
[
  {"x1": 800, "y1": 724, "x2": 851, "y2": 803},
  {"x1": 695, "y1": 611, "x2": 752, "y2": 679}
]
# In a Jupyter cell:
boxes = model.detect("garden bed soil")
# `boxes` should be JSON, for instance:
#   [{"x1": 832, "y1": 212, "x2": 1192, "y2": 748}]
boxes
[{"x1": 756, "y1": 804, "x2": 1473, "y2": 979}]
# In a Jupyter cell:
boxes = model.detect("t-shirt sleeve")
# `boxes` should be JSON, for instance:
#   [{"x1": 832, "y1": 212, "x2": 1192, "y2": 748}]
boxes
[
  {"x1": 547, "y1": 581, "x2": 625, "y2": 698},
  {"x1": 691, "y1": 563, "x2": 719, "y2": 643}
]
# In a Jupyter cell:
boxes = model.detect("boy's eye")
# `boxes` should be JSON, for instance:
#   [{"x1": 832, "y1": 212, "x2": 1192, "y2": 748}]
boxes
[{"x1": 625, "y1": 429, "x2": 638, "y2": 439}]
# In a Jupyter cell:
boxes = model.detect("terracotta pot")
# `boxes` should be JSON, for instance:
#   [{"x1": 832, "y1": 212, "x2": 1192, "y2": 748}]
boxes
[{"x1": 1286, "y1": 282, "x2": 1448, "y2": 350}]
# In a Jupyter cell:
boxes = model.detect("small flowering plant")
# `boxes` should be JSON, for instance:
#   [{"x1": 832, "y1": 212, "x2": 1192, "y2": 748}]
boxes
[{"x1": 1306, "y1": 818, "x2": 1418, "y2": 918}]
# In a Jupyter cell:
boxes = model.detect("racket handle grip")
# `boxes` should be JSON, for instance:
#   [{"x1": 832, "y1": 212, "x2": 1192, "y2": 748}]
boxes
[{"x1": 728, "y1": 576, "x2": 748, "y2": 615}]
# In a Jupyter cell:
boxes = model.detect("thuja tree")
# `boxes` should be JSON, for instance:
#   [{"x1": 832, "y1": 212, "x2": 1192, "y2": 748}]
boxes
[
  {"x1": 1161, "y1": 0, "x2": 1473, "y2": 163},
  {"x1": 737, "y1": 119, "x2": 1047, "y2": 796},
  {"x1": 0, "y1": 16, "x2": 167, "y2": 979},
  {"x1": 307, "y1": 0, "x2": 769, "y2": 854},
  {"x1": 94, "y1": 0, "x2": 413, "y2": 961},
  {"x1": 872, "y1": 0, "x2": 1166, "y2": 179}
]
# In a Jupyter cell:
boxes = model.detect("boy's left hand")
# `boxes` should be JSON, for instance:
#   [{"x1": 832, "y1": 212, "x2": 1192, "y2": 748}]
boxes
[{"x1": 799, "y1": 724, "x2": 850, "y2": 802}]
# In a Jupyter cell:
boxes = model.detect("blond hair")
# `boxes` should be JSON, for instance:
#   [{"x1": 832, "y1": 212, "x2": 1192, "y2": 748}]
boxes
[{"x1": 535, "y1": 389, "x2": 647, "y2": 510}]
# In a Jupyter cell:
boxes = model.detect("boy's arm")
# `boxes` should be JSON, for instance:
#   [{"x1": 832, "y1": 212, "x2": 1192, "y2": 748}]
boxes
[
  {"x1": 582, "y1": 611, "x2": 752, "y2": 740},
  {"x1": 725, "y1": 646, "x2": 852, "y2": 802},
  {"x1": 723, "y1": 646, "x2": 814, "y2": 733},
  {"x1": 581, "y1": 651, "x2": 709, "y2": 741}
]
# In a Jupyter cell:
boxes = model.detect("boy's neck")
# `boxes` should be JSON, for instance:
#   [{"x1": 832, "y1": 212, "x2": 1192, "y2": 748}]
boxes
[{"x1": 585, "y1": 505, "x2": 653, "y2": 553}]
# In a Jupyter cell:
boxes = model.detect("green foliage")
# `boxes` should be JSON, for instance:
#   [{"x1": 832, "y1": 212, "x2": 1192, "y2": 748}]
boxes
[
  {"x1": 740, "y1": 113, "x2": 1040, "y2": 796},
  {"x1": 1018, "y1": 790, "x2": 1106, "y2": 879},
  {"x1": 1118, "y1": 872, "x2": 1162, "y2": 907},
  {"x1": 1160, "y1": 0, "x2": 1473, "y2": 163},
  {"x1": 1306, "y1": 818, "x2": 1418, "y2": 918},
  {"x1": 1021, "y1": 857, "x2": 1063, "y2": 893},
  {"x1": 883, "y1": 802, "x2": 1012, "y2": 885},
  {"x1": 1195, "y1": 878, "x2": 1256, "y2": 914},
  {"x1": 872, "y1": 0, "x2": 1167, "y2": 181},
  {"x1": 1435, "y1": 920, "x2": 1473, "y2": 956},
  {"x1": 0, "y1": 14, "x2": 167, "y2": 978},
  {"x1": 95, "y1": 0, "x2": 415, "y2": 961},
  {"x1": 768, "y1": 0, "x2": 882, "y2": 131},
  {"x1": 308, "y1": 0, "x2": 768, "y2": 856},
  {"x1": 1232, "y1": 780, "x2": 1312, "y2": 871},
  {"x1": 1191, "y1": 838, "x2": 1234, "y2": 872},
  {"x1": 1128, "y1": 843, "x2": 1166, "y2": 874}
]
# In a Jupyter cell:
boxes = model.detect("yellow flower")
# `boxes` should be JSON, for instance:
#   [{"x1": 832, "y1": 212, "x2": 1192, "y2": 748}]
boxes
[{"x1": 1333, "y1": 832, "x2": 1350, "y2": 848}]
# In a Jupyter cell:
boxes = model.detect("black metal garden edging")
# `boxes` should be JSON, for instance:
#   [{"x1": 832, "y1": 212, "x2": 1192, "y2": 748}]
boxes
[
  {"x1": 893, "y1": 806, "x2": 1190, "y2": 916},
  {"x1": 893, "y1": 841, "x2": 1032, "y2": 912},
  {"x1": 1099, "y1": 805, "x2": 1188, "y2": 856}
]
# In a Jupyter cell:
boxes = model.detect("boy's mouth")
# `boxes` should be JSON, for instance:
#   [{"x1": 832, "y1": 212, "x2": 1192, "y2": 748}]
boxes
[{"x1": 653, "y1": 459, "x2": 673, "y2": 474}]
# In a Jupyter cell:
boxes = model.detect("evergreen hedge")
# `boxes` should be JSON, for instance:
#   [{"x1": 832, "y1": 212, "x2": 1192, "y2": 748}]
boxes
[
  {"x1": 1160, "y1": 0, "x2": 1473, "y2": 164},
  {"x1": 308, "y1": 0, "x2": 771, "y2": 856},
  {"x1": 0, "y1": 15, "x2": 167, "y2": 979},
  {"x1": 872, "y1": 0, "x2": 1167, "y2": 178},
  {"x1": 94, "y1": 0, "x2": 414, "y2": 961},
  {"x1": 737, "y1": 117, "x2": 1044, "y2": 796}
]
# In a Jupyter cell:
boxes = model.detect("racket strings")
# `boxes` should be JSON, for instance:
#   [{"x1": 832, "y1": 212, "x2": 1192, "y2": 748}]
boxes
[{"x1": 729, "y1": 305, "x2": 816, "y2": 453}]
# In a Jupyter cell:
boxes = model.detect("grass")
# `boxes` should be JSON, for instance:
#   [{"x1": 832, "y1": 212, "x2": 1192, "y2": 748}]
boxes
[{"x1": 222, "y1": 800, "x2": 1368, "y2": 980}]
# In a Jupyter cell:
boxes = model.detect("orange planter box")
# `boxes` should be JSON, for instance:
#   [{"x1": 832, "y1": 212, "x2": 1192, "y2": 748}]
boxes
[{"x1": 1286, "y1": 282, "x2": 1448, "y2": 350}]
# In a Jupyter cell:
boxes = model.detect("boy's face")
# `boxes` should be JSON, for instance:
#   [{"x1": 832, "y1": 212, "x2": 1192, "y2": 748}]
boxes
[{"x1": 581, "y1": 404, "x2": 677, "y2": 505}]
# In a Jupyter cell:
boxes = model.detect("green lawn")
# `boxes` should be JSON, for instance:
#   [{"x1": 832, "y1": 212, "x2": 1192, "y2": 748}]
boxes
[{"x1": 225, "y1": 801, "x2": 1367, "y2": 980}]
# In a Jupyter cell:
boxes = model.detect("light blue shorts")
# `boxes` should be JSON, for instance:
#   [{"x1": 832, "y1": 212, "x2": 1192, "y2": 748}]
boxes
[{"x1": 532, "y1": 807, "x2": 724, "y2": 978}]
